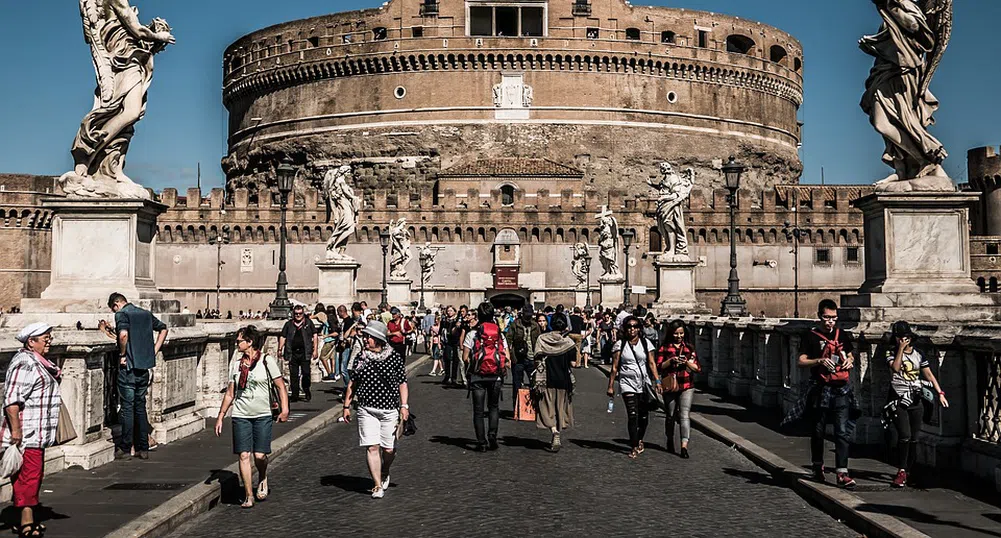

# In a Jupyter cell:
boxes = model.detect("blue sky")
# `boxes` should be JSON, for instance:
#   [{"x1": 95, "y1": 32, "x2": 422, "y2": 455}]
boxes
[{"x1": 0, "y1": 0, "x2": 997, "y2": 191}]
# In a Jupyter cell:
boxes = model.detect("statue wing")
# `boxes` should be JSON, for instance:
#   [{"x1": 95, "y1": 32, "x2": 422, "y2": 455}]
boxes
[
  {"x1": 609, "y1": 217, "x2": 619, "y2": 243},
  {"x1": 80, "y1": 0, "x2": 116, "y2": 103},
  {"x1": 919, "y1": 0, "x2": 953, "y2": 98}
]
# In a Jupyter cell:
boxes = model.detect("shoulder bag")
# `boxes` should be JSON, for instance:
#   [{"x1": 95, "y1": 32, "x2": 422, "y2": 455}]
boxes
[
  {"x1": 629, "y1": 339, "x2": 663, "y2": 412},
  {"x1": 263, "y1": 356, "x2": 282, "y2": 420}
]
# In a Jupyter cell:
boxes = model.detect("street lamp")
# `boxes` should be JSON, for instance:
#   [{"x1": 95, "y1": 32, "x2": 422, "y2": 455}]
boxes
[
  {"x1": 268, "y1": 157, "x2": 296, "y2": 320},
  {"x1": 783, "y1": 189, "x2": 802, "y2": 318},
  {"x1": 582, "y1": 251, "x2": 593, "y2": 308},
  {"x1": 620, "y1": 228, "x2": 635, "y2": 307},
  {"x1": 379, "y1": 229, "x2": 391, "y2": 306},
  {"x1": 418, "y1": 261, "x2": 428, "y2": 313},
  {"x1": 208, "y1": 225, "x2": 230, "y2": 314},
  {"x1": 720, "y1": 156, "x2": 749, "y2": 317}
]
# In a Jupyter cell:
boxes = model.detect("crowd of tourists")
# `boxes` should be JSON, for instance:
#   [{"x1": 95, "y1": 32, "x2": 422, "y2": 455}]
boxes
[{"x1": 0, "y1": 296, "x2": 954, "y2": 529}]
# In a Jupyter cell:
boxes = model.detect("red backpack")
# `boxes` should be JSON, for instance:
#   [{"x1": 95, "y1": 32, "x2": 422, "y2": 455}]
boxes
[
  {"x1": 471, "y1": 322, "x2": 508, "y2": 376},
  {"x1": 812, "y1": 329, "x2": 850, "y2": 386}
]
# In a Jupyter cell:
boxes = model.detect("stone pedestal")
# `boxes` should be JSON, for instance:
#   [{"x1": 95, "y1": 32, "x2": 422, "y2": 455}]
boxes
[
  {"x1": 598, "y1": 276, "x2": 624, "y2": 307},
  {"x1": 316, "y1": 259, "x2": 361, "y2": 307},
  {"x1": 842, "y1": 192, "x2": 1001, "y2": 322},
  {"x1": 574, "y1": 288, "x2": 591, "y2": 309},
  {"x1": 387, "y1": 279, "x2": 413, "y2": 307},
  {"x1": 14, "y1": 198, "x2": 191, "y2": 328},
  {"x1": 652, "y1": 259, "x2": 708, "y2": 315}
]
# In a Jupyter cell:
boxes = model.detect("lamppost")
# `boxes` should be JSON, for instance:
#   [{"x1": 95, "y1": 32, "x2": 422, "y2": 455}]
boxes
[
  {"x1": 783, "y1": 189, "x2": 802, "y2": 318},
  {"x1": 720, "y1": 156, "x2": 749, "y2": 317},
  {"x1": 620, "y1": 228, "x2": 635, "y2": 307},
  {"x1": 268, "y1": 158, "x2": 296, "y2": 320},
  {"x1": 379, "y1": 229, "x2": 391, "y2": 306},
  {"x1": 418, "y1": 261, "x2": 428, "y2": 313},
  {"x1": 582, "y1": 251, "x2": 593, "y2": 309},
  {"x1": 208, "y1": 225, "x2": 230, "y2": 313}
]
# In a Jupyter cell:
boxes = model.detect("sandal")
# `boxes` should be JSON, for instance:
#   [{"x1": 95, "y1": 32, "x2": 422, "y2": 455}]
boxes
[
  {"x1": 18, "y1": 523, "x2": 44, "y2": 538},
  {"x1": 628, "y1": 448, "x2": 640, "y2": 459},
  {"x1": 241, "y1": 498, "x2": 254, "y2": 509},
  {"x1": 256, "y1": 479, "x2": 269, "y2": 501},
  {"x1": 637, "y1": 441, "x2": 645, "y2": 454}
]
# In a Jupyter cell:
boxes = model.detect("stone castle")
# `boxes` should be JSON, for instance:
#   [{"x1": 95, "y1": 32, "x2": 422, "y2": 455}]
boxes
[{"x1": 0, "y1": 0, "x2": 996, "y2": 317}]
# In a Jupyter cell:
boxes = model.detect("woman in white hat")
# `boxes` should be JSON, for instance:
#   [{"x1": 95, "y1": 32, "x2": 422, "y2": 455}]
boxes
[
  {"x1": 3, "y1": 323, "x2": 61, "y2": 537},
  {"x1": 342, "y1": 321, "x2": 410, "y2": 499}
]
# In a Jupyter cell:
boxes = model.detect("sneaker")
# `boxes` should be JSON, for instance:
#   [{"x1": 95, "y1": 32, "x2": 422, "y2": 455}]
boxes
[
  {"x1": 114, "y1": 448, "x2": 131, "y2": 460},
  {"x1": 474, "y1": 443, "x2": 488, "y2": 453},
  {"x1": 381, "y1": 475, "x2": 391, "y2": 490},
  {"x1": 333, "y1": 375, "x2": 342, "y2": 382},
  {"x1": 371, "y1": 487, "x2": 385, "y2": 499},
  {"x1": 892, "y1": 470, "x2": 907, "y2": 488},
  {"x1": 812, "y1": 464, "x2": 826, "y2": 483},
  {"x1": 134, "y1": 451, "x2": 149, "y2": 460},
  {"x1": 550, "y1": 433, "x2": 562, "y2": 453},
  {"x1": 304, "y1": 388, "x2": 312, "y2": 402},
  {"x1": 836, "y1": 472, "x2": 857, "y2": 490},
  {"x1": 488, "y1": 438, "x2": 499, "y2": 451}
]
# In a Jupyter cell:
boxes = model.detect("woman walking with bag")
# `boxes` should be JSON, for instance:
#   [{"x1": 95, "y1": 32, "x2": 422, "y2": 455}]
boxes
[
  {"x1": 215, "y1": 325, "x2": 289, "y2": 508},
  {"x1": 655, "y1": 320, "x2": 701, "y2": 459},
  {"x1": 533, "y1": 315, "x2": 576, "y2": 452},
  {"x1": 3, "y1": 323, "x2": 62, "y2": 537},
  {"x1": 428, "y1": 313, "x2": 444, "y2": 376},
  {"x1": 342, "y1": 321, "x2": 411, "y2": 499},
  {"x1": 606, "y1": 316, "x2": 658, "y2": 459},
  {"x1": 885, "y1": 321, "x2": 948, "y2": 488}
]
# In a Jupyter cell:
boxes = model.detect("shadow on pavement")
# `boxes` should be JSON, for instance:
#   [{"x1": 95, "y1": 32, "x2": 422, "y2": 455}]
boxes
[
  {"x1": 204, "y1": 469, "x2": 242, "y2": 505},
  {"x1": 428, "y1": 435, "x2": 477, "y2": 450},
  {"x1": 0, "y1": 506, "x2": 69, "y2": 531},
  {"x1": 499, "y1": 436, "x2": 549, "y2": 450},
  {"x1": 855, "y1": 504, "x2": 1001, "y2": 538},
  {"x1": 568, "y1": 438, "x2": 628, "y2": 454},
  {"x1": 722, "y1": 467, "x2": 784, "y2": 488},
  {"x1": 319, "y1": 474, "x2": 373, "y2": 494}
]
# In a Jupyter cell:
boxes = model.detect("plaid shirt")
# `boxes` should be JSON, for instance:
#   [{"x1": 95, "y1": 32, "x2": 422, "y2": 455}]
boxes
[
  {"x1": 656, "y1": 343, "x2": 701, "y2": 391},
  {"x1": 2, "y1": 350, "x2": 62, "y2": 449},
  {"x1": 781, "y1": 380, "x2": 858, "y2": 428}
]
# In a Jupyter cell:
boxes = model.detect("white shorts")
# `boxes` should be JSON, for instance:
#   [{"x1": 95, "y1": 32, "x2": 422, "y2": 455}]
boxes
[{"x1": 357, "y1": 407, "x2": 399, "y2": 449}]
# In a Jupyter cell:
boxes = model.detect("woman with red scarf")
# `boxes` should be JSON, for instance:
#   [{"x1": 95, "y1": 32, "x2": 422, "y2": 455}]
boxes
[
  {"x1": 215, "y1": 326, "x2": 289, "y2": 508},
  {"x1": 654, "y1": 319, "x2": 701, "y2": 459},
  {"x1": 3, "y1": 322, "x2": 62, "y2": 538}
]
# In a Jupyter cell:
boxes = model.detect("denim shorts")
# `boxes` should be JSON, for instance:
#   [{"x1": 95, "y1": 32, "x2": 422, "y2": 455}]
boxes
[{"x1": 232, "y1": 416, "x2": 273, "y2": 455}]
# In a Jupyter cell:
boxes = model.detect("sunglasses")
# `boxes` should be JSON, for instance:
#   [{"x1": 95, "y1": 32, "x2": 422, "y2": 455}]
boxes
[
  {"x1": 821, "y1": 315, "x2": 838, "y2": 321},
  {"x1": 626, "y1": 325, "x2": 642, "y2": 329}
]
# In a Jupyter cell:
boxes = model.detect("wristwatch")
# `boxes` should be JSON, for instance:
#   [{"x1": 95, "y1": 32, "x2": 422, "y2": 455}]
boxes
[{"x1": 401, "y1": 404, "x2": 410, "y2": 409}]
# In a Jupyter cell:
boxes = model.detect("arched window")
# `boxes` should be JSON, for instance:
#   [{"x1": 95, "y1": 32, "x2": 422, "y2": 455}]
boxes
[
  {"x1": 726, "y1": 35, "x2": 755, "y2": 55},
  {"x1": 977, "y1": 277, "x2": 986, "y2": 293},
  {"x1": 500, "y1": 185, "x2": 515, "y2": 206},
  {"x1": 625, "y1": 28, "x2": 641, "y2": 41},
  {"x1": 661, "y1": 31, "x2": 676, "y2": 44},
  {"x1": 649, "y1": 227, "x2": 662, "y2": 252},
  {"x1": 769, "y1": 45, "x2": 788, "y2": 64},
  {"x1": 991, "y1": 277, "x2": 999, "y2": 293},
  {"x1": 794, "y1": 57, "x2": 802, "y2": 72}
]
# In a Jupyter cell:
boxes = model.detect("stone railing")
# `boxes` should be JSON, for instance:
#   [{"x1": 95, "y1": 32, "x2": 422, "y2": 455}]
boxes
[
  {"x1": 0, "y1": 320, "x2": 288, "y2": 502},
  {"x1": 686, "y1": 316, "x2": 1001, "y2": 490}
]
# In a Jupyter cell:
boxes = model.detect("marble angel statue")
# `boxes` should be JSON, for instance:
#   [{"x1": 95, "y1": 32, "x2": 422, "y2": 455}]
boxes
[
  {"x1": 323, "y1": 165, "x2": 360, "y2": 261},
  {"x1": 61, "y1": 0, "x2": 175, "y2": 199},
  {"x1": 648, "y1": 162, "x2": 695, "y2": 260},
  {"x1": 595, "y1": 207, "x2": 622, "y2": 279},
  {"x1": 571, "y1": 242, "x2": 591, "y2": 288},
  {"x1": 389, "y1": 218, "x2": 413, "y2": 279},
  {"x1": 418, "y1": 242, "x2": 437, "y2": 286},
  {"x1": 860, "y1": 0, "x2": 953, "y2": 191}
]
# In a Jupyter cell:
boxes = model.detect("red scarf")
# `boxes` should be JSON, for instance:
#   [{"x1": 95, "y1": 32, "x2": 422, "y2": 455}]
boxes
[
  {"x1": 238, "y1": 350, "x2": 261, "y2": 390},
  {"x1": 30, "y1": 350, "x2": 61, "y2": 382}
]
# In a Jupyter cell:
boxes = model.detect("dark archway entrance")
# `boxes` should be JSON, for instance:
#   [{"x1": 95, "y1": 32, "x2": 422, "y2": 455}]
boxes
[{"x1": 486, "y1": 289, "x2": 528, "y2": 310}]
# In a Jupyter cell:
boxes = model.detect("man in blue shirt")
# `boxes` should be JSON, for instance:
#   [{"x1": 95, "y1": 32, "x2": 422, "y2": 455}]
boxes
[{"x1": 108, "y1": 292, "x2": 168, "y2": 460}]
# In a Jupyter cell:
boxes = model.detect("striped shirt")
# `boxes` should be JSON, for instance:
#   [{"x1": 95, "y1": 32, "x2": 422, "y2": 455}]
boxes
[{"x1": 2, "y1": 350, "x2": 61, "y2": 449}]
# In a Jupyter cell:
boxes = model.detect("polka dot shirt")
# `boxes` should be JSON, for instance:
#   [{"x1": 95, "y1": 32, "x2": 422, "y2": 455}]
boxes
[{"x1": 351, "y1": 349, "x2": 407, "y2": 410}]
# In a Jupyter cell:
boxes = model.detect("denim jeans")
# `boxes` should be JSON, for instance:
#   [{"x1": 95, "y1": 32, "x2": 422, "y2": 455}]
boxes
[
  {"x1": 621, "y1": 392, "x2": 649, "y2": 449},
  {"x1": 338, "y1": 348, "x2": 352, "y2": 387},
  {"x1": 511, "y1": 360, "x2": 535, "y2": 402},
  {"x1": 471, "y1": 379, "x2": 502, "y2": 444},
  {"x1": 664, "y1": 388, "x2": 695, "y2": 443},
  {"x1": 811, "y1": 401, "x2": 851, "y2": 472},
  {"x1": 893, "y1": 398, "x2": 923, "y2": 471},
  {"x1": 443, "y1": 345, "x2": 459, "y2": 384},
  {"x1": 118, "y1": 368, "x2": 151, "y2": 452}
]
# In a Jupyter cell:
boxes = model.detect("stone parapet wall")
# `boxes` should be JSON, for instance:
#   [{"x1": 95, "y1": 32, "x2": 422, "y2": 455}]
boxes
[
  {"x1": 686, "y1": 316, "x2": 1001, "y2": 491},
  {"x1": 0, "y1": 321, "x2": 284, "y2": 501}
]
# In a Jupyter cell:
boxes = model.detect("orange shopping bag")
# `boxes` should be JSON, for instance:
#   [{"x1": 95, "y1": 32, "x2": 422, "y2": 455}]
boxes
[{"x1": 514, "y1": 388, "x2": 536, "y2": 422}]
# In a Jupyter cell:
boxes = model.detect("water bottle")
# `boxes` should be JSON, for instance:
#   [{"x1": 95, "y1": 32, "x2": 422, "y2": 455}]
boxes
[{"x1": 606, "y1": 397, "x2": 615, "y2": 413}]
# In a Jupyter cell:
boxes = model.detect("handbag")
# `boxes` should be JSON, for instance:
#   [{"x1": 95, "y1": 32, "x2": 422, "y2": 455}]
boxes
[
  {"x1": 263, "y1": 356, "x2": 282, "y2": 420},
  {"x1": 395, "y1": 412, "x2": 417, "y2": 439},
  {"x1": 628, "y1": 340, "x2": 663, "y2": 412},
  {"x1": 56, "y1": 402, "x2": 77, "y2": 444}
]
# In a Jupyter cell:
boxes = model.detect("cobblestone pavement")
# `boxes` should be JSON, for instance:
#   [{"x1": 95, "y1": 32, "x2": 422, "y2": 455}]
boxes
[{"x1": 172, "y1": 367, "x2": 855, "y2": 538}]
